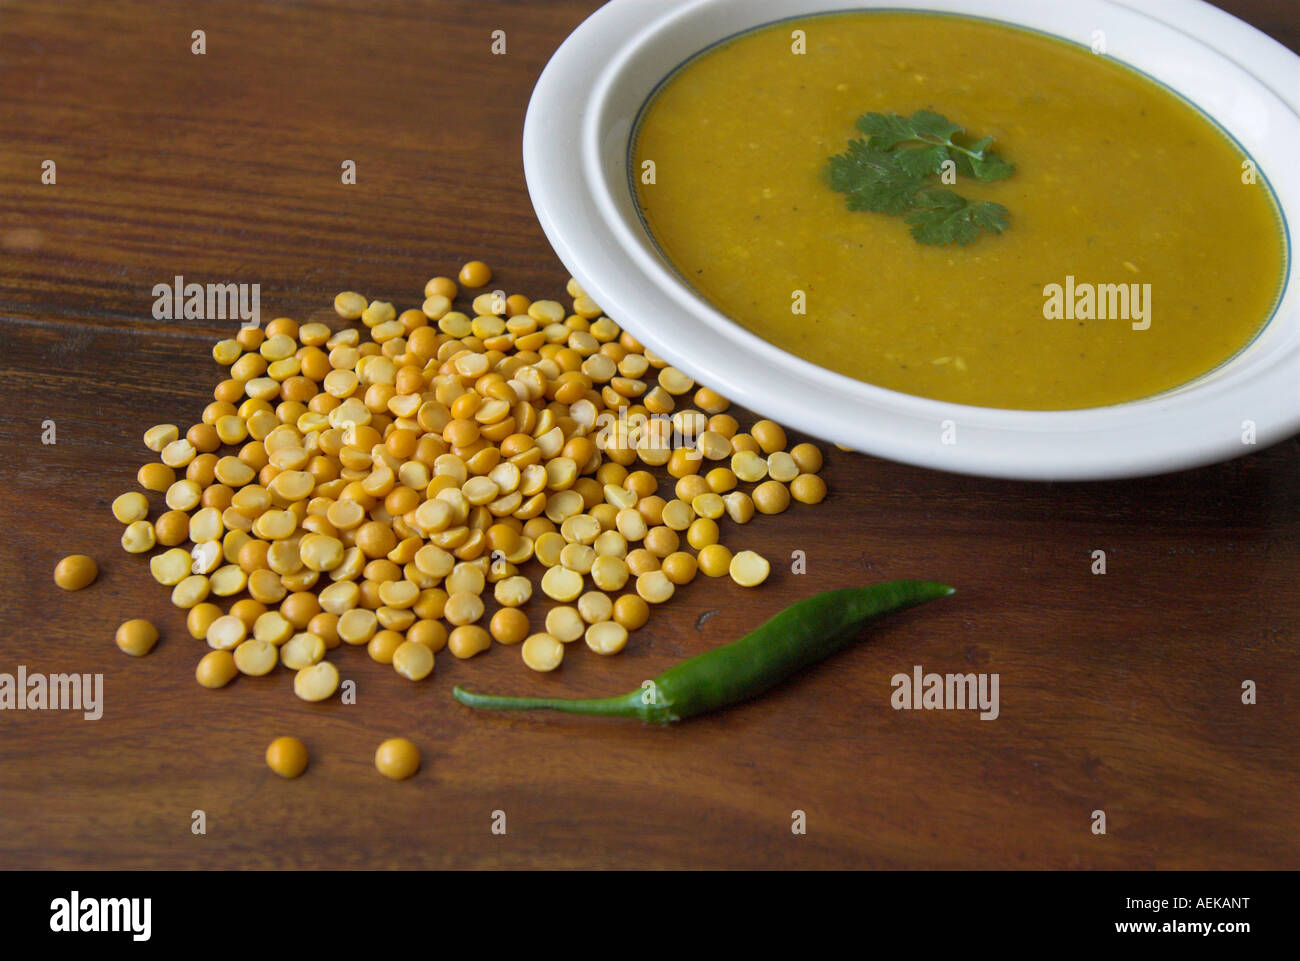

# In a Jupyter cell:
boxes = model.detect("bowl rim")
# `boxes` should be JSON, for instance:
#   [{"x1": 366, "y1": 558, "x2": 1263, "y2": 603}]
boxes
[{"x1": 524, "y1": 0, "x2": 1300, "y2": 480}]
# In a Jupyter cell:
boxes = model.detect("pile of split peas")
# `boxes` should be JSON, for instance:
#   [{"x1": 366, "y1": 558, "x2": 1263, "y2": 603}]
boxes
[{"x1": 58, "y1": 262, "x2": 827, "y2": 777}]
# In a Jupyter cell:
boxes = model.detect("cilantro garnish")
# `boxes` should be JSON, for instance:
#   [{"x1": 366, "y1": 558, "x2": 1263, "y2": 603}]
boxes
[{"x1": 826, "y1": 110, "x2": 1015, "y2": 246}]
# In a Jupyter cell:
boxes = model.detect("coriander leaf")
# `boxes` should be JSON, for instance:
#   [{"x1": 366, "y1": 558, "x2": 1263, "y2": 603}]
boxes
[
  {"x1": 828, "y1": 109, "x2": 1016, "y2": 245},
  {"x1": 966, "y1": 201, "x2": 1010, "y2": 233},
  {"x1": 827, "y1": 140, "x2": 927, "y2": 215},
  {"x1": 906, "y1": 109, "x2": 964, "y2": 143},
  {"x1": 955, "y1": 148, "x2": 1016, "y2": 182},
  {"x1": 895, "y1": 144, "x2": 951, "y2": 179},
  {"x1": 905, "y1": 191, "x2": 1009, "y2": 246},
  {"x1": 855, "y1": 112, "x2": 920, "y2": 150}
]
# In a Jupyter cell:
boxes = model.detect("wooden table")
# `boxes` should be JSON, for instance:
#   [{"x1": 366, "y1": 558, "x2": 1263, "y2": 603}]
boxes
[{"x1": 1, "y1": 0, "x2": 1296, "y2": 870}]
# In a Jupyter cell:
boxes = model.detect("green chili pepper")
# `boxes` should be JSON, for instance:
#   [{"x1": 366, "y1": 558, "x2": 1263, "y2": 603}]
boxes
[{"x1": 453, "y1": 579, "x2": 953, "y2": 723}]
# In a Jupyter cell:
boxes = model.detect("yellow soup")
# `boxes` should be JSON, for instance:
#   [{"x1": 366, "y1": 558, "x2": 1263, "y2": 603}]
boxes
[{"x1": 632, "y1": 12, "x2": 1287, "y2": 410}]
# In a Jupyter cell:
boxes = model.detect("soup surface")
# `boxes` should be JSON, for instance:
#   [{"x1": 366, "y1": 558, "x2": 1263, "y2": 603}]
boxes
[{"x1": 632, "y1": 12, "x2": 1287, "y2": 409}]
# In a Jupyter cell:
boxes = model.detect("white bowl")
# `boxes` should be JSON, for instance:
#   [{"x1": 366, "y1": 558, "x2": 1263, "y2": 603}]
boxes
[{"x1": 523, "y1": 0, "x2": 1298, "y2": 480}]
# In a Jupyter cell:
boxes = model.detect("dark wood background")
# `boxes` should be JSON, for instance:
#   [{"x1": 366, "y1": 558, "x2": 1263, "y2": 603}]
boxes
[{"x1": 1, "y1": 1, "x2": 1296, "y2": 870}]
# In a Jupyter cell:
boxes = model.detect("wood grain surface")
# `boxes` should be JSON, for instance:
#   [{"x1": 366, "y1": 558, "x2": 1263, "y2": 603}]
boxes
[{"x1": 1, "y1": 0, "x2": 1296, "y2": 870}]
